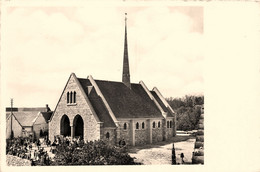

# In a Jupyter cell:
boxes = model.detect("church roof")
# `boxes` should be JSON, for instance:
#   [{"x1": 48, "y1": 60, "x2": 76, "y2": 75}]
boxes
[
  {"x1": 85, "y1": 79, "x2": 162, "y2": 119},
  {"x1": 150, "y1": 91, "x2": 168, "y2": 112},
  {"x1": 151, "y1": 91, "x2": 174, "y2": 117},
  {"x1": 88, "y1": 88, "x2": 116, "y2": 127},
  {"x1": 78, "y1": 78, "x2": 116, "y2": 127}
]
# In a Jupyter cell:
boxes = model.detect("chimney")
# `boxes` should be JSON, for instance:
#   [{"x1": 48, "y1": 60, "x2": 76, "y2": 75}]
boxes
[{"x1": 46, "y1": 104, "x2": 51, "y2": 112}]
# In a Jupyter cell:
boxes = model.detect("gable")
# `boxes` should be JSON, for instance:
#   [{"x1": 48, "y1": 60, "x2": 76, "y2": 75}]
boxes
[
  {"x1": 50, "y1": 73, "x2": 101, "y2": 124},
  {"x1": 34, "y1": 112, "x2": 48, "y2": 125}
]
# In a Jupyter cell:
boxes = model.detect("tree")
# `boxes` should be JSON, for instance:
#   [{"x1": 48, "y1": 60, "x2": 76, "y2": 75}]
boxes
[{"x1": 167, "y1": 95, "x2": 204, "y2": 131}]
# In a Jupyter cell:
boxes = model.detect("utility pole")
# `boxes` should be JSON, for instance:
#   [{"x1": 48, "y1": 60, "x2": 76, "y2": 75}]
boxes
[{"x1": 10, "y1": 98, "x2": 13, "y2": 139}]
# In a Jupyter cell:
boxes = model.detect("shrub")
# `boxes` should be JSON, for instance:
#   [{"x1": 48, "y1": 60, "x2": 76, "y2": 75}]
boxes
[{"x1": 50, "y1": 140, "x2": 141, "y2": 165}]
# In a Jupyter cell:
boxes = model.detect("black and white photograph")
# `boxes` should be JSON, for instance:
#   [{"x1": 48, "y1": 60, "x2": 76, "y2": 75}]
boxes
[{"x1": 1, "y1": 1, "x2": 260, "y2": 172}]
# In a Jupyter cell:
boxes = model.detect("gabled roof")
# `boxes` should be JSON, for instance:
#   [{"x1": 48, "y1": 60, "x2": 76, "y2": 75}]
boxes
[
  {"x1": 151, "y1": 91, "x2": 174, "y2": 118},
  {"x1": 151, "y1": 91, "x2": 168, "y2": 112},
  {"x1": 6, "y1": 111, "x2": 39, "y2": 127},
  {"x1": 88, "y1": 88, "x2": 116, "y2": 127},
  {"x1": 93, "y1": 80, "x2": 162, "y2": 118},
  {"x1": 78, "y1": 78, "x2": 116, "y2": 127}
]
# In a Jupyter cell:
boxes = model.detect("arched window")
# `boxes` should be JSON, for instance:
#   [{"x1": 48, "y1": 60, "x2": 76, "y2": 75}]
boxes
[
  {"x1": 74, "y1": 91, "x2": 76, "y2": 103},
  {"x1": 123, "y1": 123, "x2": 127, "y2": 130},
  {"x1": 136, "y1": 122, "x2": 139, "y2": 130},
  {"x1": 142, "y1": 122, "x2": 145, "y2": 129},
  {"x1": 106, "y1": 132, "x2": 110, "y2": 139},
  {"x1": 170, "y1": 121, "x2": 173, "y2": 128},
  {"x1": 158, "y1": 121, "x2": 161, "y2": 128},
  {"x1": 167, "y1": 121, "x2": 169, "y2": 128},
  {"x1": 70, "y1": 91, "x2": 73, "y2": 103},
  {"x1": 67, "y1": 92, "x2": 69, "y2": 104},
  {"x1": 153, "y1": 121, "x2": 156, "y2": 128}
]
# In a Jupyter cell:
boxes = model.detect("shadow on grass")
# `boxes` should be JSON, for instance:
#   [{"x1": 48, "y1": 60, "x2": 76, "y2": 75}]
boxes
[{"x1": 127, "y1": 135, "x2": 195, "y2": 154}]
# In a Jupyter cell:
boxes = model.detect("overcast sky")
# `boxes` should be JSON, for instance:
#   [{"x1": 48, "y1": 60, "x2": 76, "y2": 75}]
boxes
[{"x1": 2, "y1": 5, "x2": 203, "y2": 109}]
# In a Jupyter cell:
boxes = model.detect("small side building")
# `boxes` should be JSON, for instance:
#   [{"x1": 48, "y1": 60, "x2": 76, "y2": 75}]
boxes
[{"x1": 6, "y1": 105, "x2": 52, "y2": 139}]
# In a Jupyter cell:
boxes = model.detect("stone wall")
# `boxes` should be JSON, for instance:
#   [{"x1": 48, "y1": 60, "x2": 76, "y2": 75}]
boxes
[
  {"x1": 118, "y1": 121, "x2": 131, "y2": 145},
  {"x1": 49, "y1": 75, "x2": 101, "y2": 142},
  {"x1": 152, "y1": 128, "x2": 163, "y2": 143},
  {"x1": 151, "y1": 119, "x2": 163, "y2": 143},
  {"x1": 135, "y1": 129, "x2": 148, "y2": 145},
  {"x1": 166, "y1": 118, "x2": 174, "y2": 138},
  {"x1": 133, "y1": 119, "x2": 149, "y2": 145},
  {"x1": 103, "y1": 128, "x2": 116, "y2": 145},
  {"x1": 33, "y1": 123, "x2": 48, "y2": 139}
]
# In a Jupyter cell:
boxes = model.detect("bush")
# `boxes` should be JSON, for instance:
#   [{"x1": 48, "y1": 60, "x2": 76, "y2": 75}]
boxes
[{"x1": 50, "y1": 140, "x2": 141, "y2": 165}]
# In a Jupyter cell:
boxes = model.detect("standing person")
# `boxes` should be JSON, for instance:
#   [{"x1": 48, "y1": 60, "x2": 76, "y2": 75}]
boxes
[
  {"x1": 31, "y1": 159, "x2": 35, "y2": 166},
  {"x1": 180, "y1": 153, "x2": 185, "y2": 164},
  {"x1": 122, "y1": 139, "x2": 126, "y2": 146},
  {"x1": 37, "y1": 139, "x2": 41, "y2": 150},
  {"x1": 172, "y1": 143, "x2": 176, "y2": 165}
]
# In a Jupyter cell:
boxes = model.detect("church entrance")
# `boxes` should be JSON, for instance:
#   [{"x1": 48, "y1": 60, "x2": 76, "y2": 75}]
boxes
[
  {"x1": 73, "y1": 115, "x2": 84, "y2": 140},
  {"x1": 60, "y1": 115, "x2": 71, "y2": 137}
]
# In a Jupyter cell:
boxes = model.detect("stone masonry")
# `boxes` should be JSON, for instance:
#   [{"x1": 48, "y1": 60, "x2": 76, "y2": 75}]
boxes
[{"x1": 49, "y1": 74, "x2": 101, "y2": 142}]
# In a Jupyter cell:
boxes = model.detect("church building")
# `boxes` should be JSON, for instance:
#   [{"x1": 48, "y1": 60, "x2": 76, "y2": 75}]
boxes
[{"x1": 49, "y1": 14, "x2": 176, "y2": 146}]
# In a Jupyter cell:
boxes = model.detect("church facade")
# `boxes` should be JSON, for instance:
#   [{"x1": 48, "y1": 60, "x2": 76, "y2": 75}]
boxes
[{"x1": 49, "y1": 15, "x2": 176, "y2": 146}]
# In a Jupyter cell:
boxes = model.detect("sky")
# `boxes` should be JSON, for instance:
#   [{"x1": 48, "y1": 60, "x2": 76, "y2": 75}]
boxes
[{"x1": 2, "y1": 5, "x2": 203, "y2": 109}]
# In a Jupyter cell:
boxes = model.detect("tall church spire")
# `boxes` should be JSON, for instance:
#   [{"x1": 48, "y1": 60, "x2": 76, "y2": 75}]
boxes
[{"x1": 122, "y1": 13, "x2": 131, "y2": 88}]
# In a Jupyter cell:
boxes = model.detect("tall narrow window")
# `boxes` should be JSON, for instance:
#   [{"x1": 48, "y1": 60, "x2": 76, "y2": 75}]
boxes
[
  {"x1": 170, "y1": 121, "x2": 173, "y2": 128},
  {"x1": 153, "y1": 121, "x2": 156, "y2": 128},
  {"x1": 70, "y1": 91, "x2": 73, "y2": 103},
  {"x1": 158, "y1": 121, "x2": 161, "y2": 128},
  {"x1": 74, "y1": 91, "x2": 76, "y2": 103},
  {"x1": 67, "y1": 92, "x2": 69, "y2": 103},
  {"x1": 136, "y1": 122, "x2": 139, "y2": 130},
  {"x1": 167, "y1": 121, "x2": 169, "y2": 128},
  {"x1": 123, "y1": 123, "x2": 127, "y2": 130},
  {"x1": 142, "y1": 122, "x2": 145, "y2": 129}
]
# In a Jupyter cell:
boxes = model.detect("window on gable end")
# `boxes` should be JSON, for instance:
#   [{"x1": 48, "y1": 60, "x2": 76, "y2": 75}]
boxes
[
  {"x1": 170, "y1": 121, "x2": 173, "y2": 128},
  {"x1": 74, "y1": 91, "x2": 76, "y2": 103},
  {"x1": 167, "y1": 121, "x2": 169, "y2": 128},
  {"x1": 70, "y1": 91, "x2": 73, "y2": 103},
  {"x1": 158, "y1": 121, "x2": 161, "y2": 128},
  {"x1": 67, "y1": 92, "x2": 69, "y2": 104}
]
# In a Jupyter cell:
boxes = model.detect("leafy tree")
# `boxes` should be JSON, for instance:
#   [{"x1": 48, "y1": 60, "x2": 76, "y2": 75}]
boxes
[{"x1": 167, "y1": 95, "x2": 204, "y2": 131}]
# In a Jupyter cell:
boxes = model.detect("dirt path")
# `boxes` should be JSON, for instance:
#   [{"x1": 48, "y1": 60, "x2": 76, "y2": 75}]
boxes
[{"x1": 128, "y1": 135, "x2": 195, "y2": 165}]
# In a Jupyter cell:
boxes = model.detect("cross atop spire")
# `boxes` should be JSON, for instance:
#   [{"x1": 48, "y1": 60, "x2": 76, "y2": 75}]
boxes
[{"x1": 122, "y1": 13, "x2": 131, "y2": 89}]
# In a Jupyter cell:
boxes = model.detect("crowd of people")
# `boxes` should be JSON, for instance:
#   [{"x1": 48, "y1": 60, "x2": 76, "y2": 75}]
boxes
[
  {"x1": 6, "y1": 136, "x2": 52, "y2": 166},
  {"x1": 6, "y1": 135, "x2": 86, "y2": 166}
]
